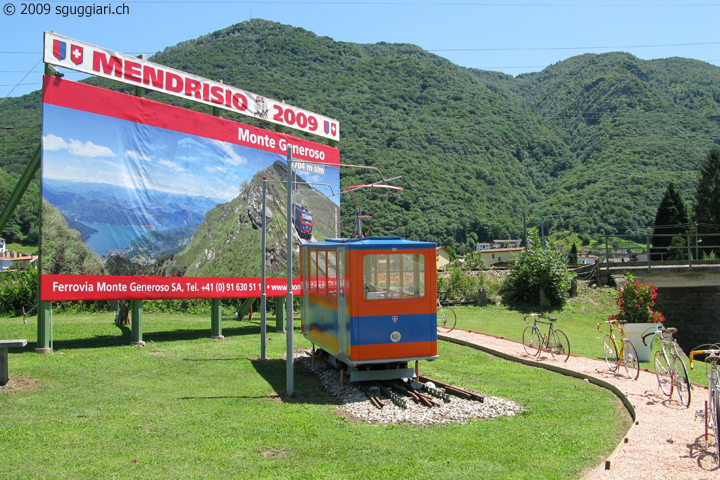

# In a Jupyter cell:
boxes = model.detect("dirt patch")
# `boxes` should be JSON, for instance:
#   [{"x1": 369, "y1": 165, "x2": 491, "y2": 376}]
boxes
[
  {"x1": 0, "y1": 376, "x2": 41, "y2": 394},
  {"x1": 259, "y1": 448, "x2": 288, "y2": 458}
]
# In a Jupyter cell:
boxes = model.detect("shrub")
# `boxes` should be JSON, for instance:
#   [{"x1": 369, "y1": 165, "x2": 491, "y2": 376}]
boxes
[
  {"x1": 0, "y1": 268, "x2": 39, "y2": 316},
  {"x1": 503, "y1": 230, "x2": 574, "y2": 307},
  {"x1": 463, "y1": 251, "x2": 485, "y2": 270},
  {"x1": 438, "y1": 265, "x2": 482, "y2": 302}
]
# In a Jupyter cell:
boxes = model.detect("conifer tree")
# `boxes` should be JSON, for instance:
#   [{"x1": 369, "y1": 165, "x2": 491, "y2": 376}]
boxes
[
  {"x1": 568, "y1": 243, "x2": 578, "y2": 266},
  {"x1": 651, "y1": 182, "x2": 689, "y2": 261},
  {"x1": 694, "y1": 147, "x2": 720, "y2": 223}
]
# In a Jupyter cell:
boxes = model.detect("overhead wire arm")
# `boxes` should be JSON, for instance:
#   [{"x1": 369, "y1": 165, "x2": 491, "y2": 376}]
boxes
[{"x1": 343, "y1": 183, "x2": 404, "y2": 238}]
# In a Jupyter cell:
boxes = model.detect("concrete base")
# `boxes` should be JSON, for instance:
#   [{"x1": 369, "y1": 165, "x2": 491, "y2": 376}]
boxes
[
  {"x1": 211, "y1": 335, "x2": 225, "y2": 340},
  {"x1": 34, "y1": 348, "x2": 52, "y2": 354},
  {"x1": 130, "y1": 341, "x2": 146, "y2": 347}
]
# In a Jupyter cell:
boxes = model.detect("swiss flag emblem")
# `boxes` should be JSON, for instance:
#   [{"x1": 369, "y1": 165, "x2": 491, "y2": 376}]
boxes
[
  {"x1": 70, "y1": 45, "x2": 83, "y2": 65},
  {"x1": 330, "y1": 123, "x2": 337, "y2": 136}
]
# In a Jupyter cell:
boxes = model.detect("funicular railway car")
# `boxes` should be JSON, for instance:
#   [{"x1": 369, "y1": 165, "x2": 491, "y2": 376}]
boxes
[{"x1": 300, "y1": 237, "x2": 438, "y2": 382}]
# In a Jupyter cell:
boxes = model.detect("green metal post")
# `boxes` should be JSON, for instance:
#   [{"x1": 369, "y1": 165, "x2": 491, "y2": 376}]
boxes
[
  {"x1": 211, "y1": 298, "x2": 223, "y2": 339},
  {"x1": 35, "y1": 302, "x2": 52, "y2": 353},
  {"x1": 276, "y1": 296, "x2": 285, "y2": 332},
  {"x1": 131, "y1": 300, "x2": 144, "y2": 346},
  {"x1": 0, "y1": 146, "x2": 41, "y2": 233}
]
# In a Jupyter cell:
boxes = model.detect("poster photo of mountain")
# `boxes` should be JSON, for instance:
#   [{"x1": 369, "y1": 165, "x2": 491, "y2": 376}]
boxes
[{"x1": 40, "y1": 77, "x2": 340, "y2": 301}]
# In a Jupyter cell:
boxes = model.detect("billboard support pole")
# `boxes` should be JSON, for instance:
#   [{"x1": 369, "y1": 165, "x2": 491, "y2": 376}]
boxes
[
  {"x1": 276, "y1": 297, "x2": 284, "y2": 332},
  {"x1": 130, "y1": 300, "x2": 145, "y2": 346},
  {"x1": 210, "y1": 300, "x2": 223, "y2": 339},
  {"x1": 35, "y1": 302, "x2": 52, "y2": 354},
  {"x1": 286, "y1": 146, "x2": 294, "y2": 395},
  {"x1": 209, "y1": 82, "x2": 223, "y2": 341},
  {"x1": 261, "y1": 177, "x2": 267, "y2": 360}
]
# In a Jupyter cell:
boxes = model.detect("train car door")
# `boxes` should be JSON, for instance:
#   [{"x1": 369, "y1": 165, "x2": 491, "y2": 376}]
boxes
[{"x1": 336, "y1": 246, "x2": 347, "y2": 359}]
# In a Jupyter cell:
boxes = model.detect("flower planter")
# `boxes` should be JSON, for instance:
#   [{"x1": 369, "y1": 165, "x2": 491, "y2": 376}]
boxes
[{"x1": 622, "y1": 323, "x2": 657, "y2": 362}]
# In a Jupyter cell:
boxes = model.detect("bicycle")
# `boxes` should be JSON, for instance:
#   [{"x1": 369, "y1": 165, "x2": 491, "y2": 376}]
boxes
[
  {"x1": 689, "y1": 345, "x2": 720, "y2": 463},
  {"x1": 436, "y1": 292, "x2": 457, "y2": 333},
  {"x1": 597, "y1": 319, "x2": 640, "y2": 380},
  {"x1": 642, "y1": 324, "x2": 691, "y2": 407},
  {"x1": 522, "y1": 313, "x2": 570, "y2": 362}
]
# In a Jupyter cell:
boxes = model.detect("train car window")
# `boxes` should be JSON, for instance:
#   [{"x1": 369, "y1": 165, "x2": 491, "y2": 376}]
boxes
[
  {"x1": 309, "y1": 249, "x2": 317, "y2": 293},
  {"x1": 363, "y1": 253, "x2": 425, "y2": 299},
  {"x1": 338, "y1": 250, "x2": 345, "y2": 296},
  {"x1": 301, "y1": 249, "x2": 307, "y2": 292},
  {"x1": 403, "y1": 253, "x2": 425, "y2": 297},
  {"x1": 327, "y1": 251, "x2": 337, "y2": 297},
  {"x1": 318, "y1": 250, "x2": 327, "y2": 295}
]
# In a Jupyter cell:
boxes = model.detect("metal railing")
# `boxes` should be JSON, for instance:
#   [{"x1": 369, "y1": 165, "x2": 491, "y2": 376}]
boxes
[{"x1": 595, "y1": 233, "x2": 720, "y2": 273}]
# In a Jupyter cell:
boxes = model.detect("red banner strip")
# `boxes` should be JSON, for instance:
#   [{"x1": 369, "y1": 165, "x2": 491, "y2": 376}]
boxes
[
  {"x1": 42, "y1": 75, "x2": 339, "y2": 165},
  {"x1": 41, "y1": 275, "x2": 302, "y2": 301}
]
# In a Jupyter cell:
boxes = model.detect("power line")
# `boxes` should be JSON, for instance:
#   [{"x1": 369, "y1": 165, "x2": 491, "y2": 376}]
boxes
[
  {"x1": 0, "y1": 83, "x2": 41, "y2": 88},
  {"x1": 0, "y1": 59, "x2": 42, "y2": 106},
  {"x1": 431, "y1": 41, "x2": 720, "y2": 53}
]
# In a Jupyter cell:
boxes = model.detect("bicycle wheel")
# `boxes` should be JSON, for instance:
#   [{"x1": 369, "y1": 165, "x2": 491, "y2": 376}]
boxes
[
  {"x1": 654, "y1": 350, "x2": 672, "y2": 396},
  {"x1": 623, "y1": 339, "x2": 640, "y2": 380},
  {"x1": 442, "y1": 307, "x2": 457, "y2": 332},
  {"x1": 603, "y1": 334, "x2": 619, "y2": 371},
  {"x1": 549, "y1": 329, "x2": 570, "y2": 362},
  {"x1": 672, "y1": 355, "x2": 691, "y2": 408},
  {"x1": 710, "y1": 369, "x2": 720, "y2": 463},
  {"x1": 522, "y1": 326, "x2": 541, "y2": 356}
]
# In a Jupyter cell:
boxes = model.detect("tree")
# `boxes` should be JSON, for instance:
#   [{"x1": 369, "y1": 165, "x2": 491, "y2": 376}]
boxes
[
  {"x1": 651, "y1": 182, "x2": 689, "y2": 261},
  {"x1": 567, "y1": 243, "x2": 578, "y2": 266},
  {"x1": 504, "y1": 228, "x2": 574, "y2": 307},
  {"x1": 694, "y1": 147, "x2": 720, "y2": 257}
]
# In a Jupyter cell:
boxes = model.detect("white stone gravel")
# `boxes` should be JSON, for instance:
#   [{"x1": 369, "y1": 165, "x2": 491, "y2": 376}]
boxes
[
  {"x1": 444, "y1": 329, "x2": 720, "y2": 480},
  {"x1": 295, "y1": 350, "x2": 524, "y2": 425}
]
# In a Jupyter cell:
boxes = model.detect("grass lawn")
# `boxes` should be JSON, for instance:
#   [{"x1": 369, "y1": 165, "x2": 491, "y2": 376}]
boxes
[
  {"x1": 1, "y1": 308, "x2": 631, "y2": 479},
  {"x1": 4, "y1": 243, "x2": 39, "y2": 255}
]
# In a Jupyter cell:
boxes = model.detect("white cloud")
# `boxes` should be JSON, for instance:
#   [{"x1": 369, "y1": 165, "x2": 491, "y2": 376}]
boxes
[
  {"x1": 210, "y1": 139, "x2": 246, "y2": 166},
  {"x1": 66, "y1": 139, "x2": 116, "y2": 158},
  {"x1": 205, "y1": 165, "x2": 227, "y2": 174},
  {"x1": 43, "y1": 135, "x2": 115, "y2": 158},
  {"x1": 158, "y1": 159, "x2": 188, "y2": 173},
  {"x1": 42, "y1": 134, "x2": 68, "y2": 151},
  {"x1": 125, "y1": 150, "x2": 154, "y2": 162}
]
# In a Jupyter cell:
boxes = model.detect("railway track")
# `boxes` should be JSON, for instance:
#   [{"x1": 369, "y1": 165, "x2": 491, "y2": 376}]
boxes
[
  {"x1": 307, "y1": 348, "x2": 485, "y2": 410},
  {"x1": 357, "y1": 377, "x2": 485, "y2": 410}
]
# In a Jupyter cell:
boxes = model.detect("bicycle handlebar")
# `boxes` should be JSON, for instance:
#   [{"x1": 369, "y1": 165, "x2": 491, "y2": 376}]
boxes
[
  {"x1": 689, "y1": 349, "x2": 720, "y2": 370},
  {"x1": 523, "y1": 313, "x2": 542, "y2": 325},
  {"x1": 596, "y1": 319, "x2": 616, "y2": 333}
]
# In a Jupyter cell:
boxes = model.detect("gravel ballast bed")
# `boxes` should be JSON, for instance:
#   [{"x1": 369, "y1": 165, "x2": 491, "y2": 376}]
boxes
[{"x1": 296, "y1": 350, "x2": 524, "y2": 425}]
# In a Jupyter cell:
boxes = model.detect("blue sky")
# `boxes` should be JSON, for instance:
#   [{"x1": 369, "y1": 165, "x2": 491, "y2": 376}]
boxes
[{"x1": 2, "y1": 1, "x2": 719, "y2": 102}]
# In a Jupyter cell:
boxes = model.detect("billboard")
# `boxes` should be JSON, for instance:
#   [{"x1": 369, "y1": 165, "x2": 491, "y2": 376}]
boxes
[{"x1": 40, "y1": 76, "x2": 340, "y2": 301}]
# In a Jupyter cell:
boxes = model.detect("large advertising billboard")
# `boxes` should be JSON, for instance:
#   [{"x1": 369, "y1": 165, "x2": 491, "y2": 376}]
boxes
[{"x1": 40, "y1": 75, "x2": 340, "y2": 301}]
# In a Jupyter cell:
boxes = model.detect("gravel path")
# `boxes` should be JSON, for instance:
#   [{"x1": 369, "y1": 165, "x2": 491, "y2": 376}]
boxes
[{"x1": 444, "y1": 329, "x2": 720, "y2": 480}]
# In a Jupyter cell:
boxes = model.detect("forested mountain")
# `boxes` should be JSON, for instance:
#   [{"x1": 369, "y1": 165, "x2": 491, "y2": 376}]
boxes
[{"x1": 2, "y1": 19, "x2": 720, "y2": 252}]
